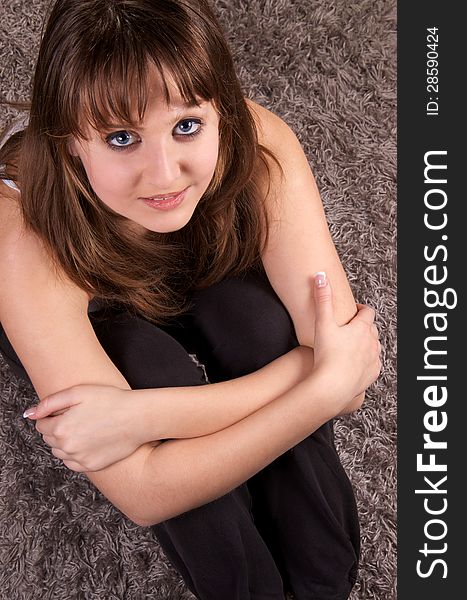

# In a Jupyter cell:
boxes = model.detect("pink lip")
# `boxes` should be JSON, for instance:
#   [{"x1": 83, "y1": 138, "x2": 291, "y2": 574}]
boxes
[{"x1": 140, "y1": 188, "x2": 188, "y2": 211}]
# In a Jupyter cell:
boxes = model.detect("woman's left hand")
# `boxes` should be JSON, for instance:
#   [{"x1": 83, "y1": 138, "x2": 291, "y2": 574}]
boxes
[{"x1": 23, "y1": 385, "x2": 143, "y2": 472}]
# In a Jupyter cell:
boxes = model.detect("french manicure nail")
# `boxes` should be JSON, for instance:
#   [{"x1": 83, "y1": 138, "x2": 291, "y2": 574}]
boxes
[
  {"x1": 315, "y1": 271, "x2": 327, "y2": 288},
  {"x1": 23, "y1": 408, "x2": 37, "y2": 419}
]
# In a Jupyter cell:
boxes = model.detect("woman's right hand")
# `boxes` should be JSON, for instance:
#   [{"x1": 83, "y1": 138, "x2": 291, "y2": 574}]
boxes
[{"x1": 311, "y1": 272, "x2": 381, "y2": 412}]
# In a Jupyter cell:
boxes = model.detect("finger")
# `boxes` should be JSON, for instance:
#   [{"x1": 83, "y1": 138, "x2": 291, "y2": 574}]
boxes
[
  {"x1": 51, "y1": 447, "x2": 68, "y2": 461},
  {"x1": 354, "y1": 304, "x2": 376, "y2": 325},
  {"x1": 35, "y1": 415, "x2": 62, "y2": 436},
  {"x1": 63, "y1": 459, "x2": 86, "y2": 473},
  {"x1": 42, "y1": 434, "x2": 56, "y2": 447},
  {"x1": 23, "y1": 389, "x2": 78, "y2": 420},
  {"x1": 313, "y1": 272, "x2": 334, "y2": 325}
]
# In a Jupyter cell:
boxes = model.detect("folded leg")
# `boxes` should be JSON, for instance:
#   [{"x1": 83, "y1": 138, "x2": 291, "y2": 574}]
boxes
[
  {"x1": 180, "y1": 267, "x2": 359, "y2": 600},
  {"x1": 90, "y1": 309, "x2": 286, "y2": 600}
]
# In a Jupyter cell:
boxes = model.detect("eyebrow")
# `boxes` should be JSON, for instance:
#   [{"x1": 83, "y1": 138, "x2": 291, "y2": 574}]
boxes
[
  {"x1": 169, "y1": 99, "x2": 205, "y2": 111},
  {"x1": 169, "y1": 100, "x2": 207, "y2": 124},
  {"x1": 96, "y1": 100, "x2": 208, "y2": 133}
]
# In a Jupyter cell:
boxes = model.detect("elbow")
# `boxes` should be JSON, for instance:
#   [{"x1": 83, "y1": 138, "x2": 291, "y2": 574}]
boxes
[
  {"x1": 130, "y1": 498, "x2": 199, "y2": 528},
  {"x1": 338, "y1": 390, "x2": 366, "y2": 416},
  {"x1": 128, "y1": 495, "x2": 173, "y2": 527},
  {"x1": 352, "y1": 390, "x2": 366, "y2": 411},
  {"x1": 132, "y1": 516, "x2": 160, "y2": 528},
  {"x1": 129, "y1": 510, "x2": 164, "y2": 528},
  {"x1": 121, "y1": 491, "x2": 165, "y2": 527}
]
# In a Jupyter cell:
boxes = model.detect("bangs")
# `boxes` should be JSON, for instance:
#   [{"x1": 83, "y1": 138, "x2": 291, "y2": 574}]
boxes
[
  {"x1": 61, "y1": 13, "x2": 219, "y2": 139},
  {"x1": 72, "y1": 56, "x2": 210, "y2": 139}
]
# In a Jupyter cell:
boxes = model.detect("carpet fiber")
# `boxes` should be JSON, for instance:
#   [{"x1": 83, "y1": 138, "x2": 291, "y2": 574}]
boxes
[{"x1": 0, "y1": 1, "x2": 396, "y2": 598}]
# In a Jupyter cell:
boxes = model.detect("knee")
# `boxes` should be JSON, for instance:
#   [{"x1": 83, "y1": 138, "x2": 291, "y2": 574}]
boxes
[
  {"x1": 157, "y1": 485, "x2": 252, "y2": 539},
  {"x1": 191, "y1": 275, "x2": 299, "y2": 379},
  {"x1": 91, "y1": 310, "x2": 206, "y2": 389}
]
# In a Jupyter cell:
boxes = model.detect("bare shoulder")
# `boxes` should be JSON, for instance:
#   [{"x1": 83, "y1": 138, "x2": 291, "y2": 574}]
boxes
[
  {"x1": 0, "y1": 182, "x2": 87, "y2": 305},
  {"x1": 0, "y1": 183, "x2": 42, "y2": 277},
  {"x1": 0, "y1": 181, "x2": 22, "y2": 235},
  {"x1": 0, "y1": 181, "x2": 39, "y2": 256},
  {"x1": 245, "y1": 97, "x2": 309, "y2": 194},
  {"x1": 245, "y1": 98, "x2": 314, "y2": 212},
  {"x1": 245, "y1": 98, "x2": 286, "y2": 136},
  {"x1": 245, "y1": 98, "x2": 299, "y2": 155}
]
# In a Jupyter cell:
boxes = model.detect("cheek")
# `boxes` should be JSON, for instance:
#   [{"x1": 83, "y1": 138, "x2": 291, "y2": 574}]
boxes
[
  {"x1": 72, "y1": 140, "x2": 137, "y2": 203},
  {"x1": 85, "y1": 156, "x2": 136, "y2": 198},
  {"x1": 195, "y1": 136, "x2": 220, "y2": 178}
]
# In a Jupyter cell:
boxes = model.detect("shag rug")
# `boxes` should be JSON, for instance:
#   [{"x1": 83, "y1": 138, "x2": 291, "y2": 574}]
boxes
[{"x1": 0, "y1": 1, "x2": 396, "y2": 598}]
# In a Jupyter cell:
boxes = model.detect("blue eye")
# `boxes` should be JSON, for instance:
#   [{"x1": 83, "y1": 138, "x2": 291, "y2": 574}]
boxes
[
  {"x1": 104, "y1": 119, "x2": 203, "y2": 152},
  {"x1": 106, "y1": 130, "x2": 138, "y2": 149},
  {"x1": 174, "y1": 119, "x2": 203, "y2": 137}
]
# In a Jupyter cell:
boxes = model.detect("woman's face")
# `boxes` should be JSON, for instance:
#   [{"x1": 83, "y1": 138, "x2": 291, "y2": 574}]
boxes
[{"x1": 70, "y1": 68, "x2": 220, "y2": 234}]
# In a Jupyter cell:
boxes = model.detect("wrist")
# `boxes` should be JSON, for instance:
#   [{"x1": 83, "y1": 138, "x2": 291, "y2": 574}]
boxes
[
  {"x1": 126, "y1": 389, "x2": 162, "y2": 446},
  {"x1": 308, "y1": 364, "x2": 356, "y2": 418},
  {"x1": 294, "y1": 345, "x2": 315, "y2": 376},
  {"x1": 337, "y1": 390, "x2": 365, "y2": 416}
]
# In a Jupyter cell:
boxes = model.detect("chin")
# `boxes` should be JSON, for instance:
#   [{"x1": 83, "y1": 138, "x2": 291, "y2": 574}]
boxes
[{"x1": 140, "y1": 207, "x2": 198, "y2": 234}]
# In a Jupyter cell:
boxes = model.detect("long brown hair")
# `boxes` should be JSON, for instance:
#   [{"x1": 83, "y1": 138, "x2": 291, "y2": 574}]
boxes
[{"x1": 0, "y1": 0, "x2": 281, "y2": 323}]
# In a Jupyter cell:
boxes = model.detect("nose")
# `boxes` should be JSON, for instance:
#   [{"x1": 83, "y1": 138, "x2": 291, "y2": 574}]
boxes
[{"x1": 143, "y1": 140, "x2": 181, "y2": 192}]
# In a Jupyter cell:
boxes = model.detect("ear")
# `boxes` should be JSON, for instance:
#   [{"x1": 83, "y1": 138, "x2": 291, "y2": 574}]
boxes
[{"x1": 67, "y1": 137, "x2": 80, "y2": 157}]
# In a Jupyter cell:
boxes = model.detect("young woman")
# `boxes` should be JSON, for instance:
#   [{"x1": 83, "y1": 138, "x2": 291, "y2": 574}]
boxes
[{"x1": 0, "y1": 1, "x2": 381, "y2": 599}]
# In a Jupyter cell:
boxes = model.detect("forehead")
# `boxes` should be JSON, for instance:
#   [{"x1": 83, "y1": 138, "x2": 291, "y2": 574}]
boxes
[
  {"x1": 77, "y1": 60, "x2": 212, "y2": 137},
  {"x1": 144, "y1": 65, "x2": 204, "y2": 112}
]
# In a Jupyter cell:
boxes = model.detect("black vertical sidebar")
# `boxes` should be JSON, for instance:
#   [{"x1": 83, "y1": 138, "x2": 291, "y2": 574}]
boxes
[{"x1": 398, "y1": 3, "x2": 464, "y2": 598}]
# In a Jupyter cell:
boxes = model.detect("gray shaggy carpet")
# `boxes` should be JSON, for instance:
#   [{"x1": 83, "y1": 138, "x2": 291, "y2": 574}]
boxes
[{"x1": 0, "y1": 1, "x2": 396, "y2": 598}]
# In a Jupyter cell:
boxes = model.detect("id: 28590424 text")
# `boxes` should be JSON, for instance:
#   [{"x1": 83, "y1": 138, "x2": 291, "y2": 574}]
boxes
[{"x1": 426, "y1": 27, "x2": 439, "y2": 116}]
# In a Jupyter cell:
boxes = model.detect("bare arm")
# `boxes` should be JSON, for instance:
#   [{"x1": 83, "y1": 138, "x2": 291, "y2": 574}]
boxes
[
  {"x1": 106, "y1": 371, "x2": 338, "y2": 526},
  {"x1": 247, "y1": 99, "x2": 364, "y2": 411},
  {"x1": 28, "y1": 344, "x2": 315, "y2": 472},
  {"x1": 247, "y1": 98, "x2": 357, "y2": 344},
  {"x1": 132, "y1": 345, "x2": 314, "y2": 440}
]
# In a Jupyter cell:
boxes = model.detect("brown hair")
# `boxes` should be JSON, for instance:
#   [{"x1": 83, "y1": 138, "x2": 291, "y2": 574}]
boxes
[{"x1": 0, "y1": 0, "x2": 281, "y2": 323}]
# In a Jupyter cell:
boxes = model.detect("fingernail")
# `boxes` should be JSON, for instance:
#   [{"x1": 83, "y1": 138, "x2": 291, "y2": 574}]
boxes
[
  {"x1": 315, "y1": 271, "x2": 327, "y2": 288},
  {"x1": 23, "y1": 408, "x2": 37, "y2": 419}
]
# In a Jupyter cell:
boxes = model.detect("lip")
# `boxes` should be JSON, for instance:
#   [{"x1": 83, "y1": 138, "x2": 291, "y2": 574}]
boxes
[{"x1": 140, "y1": 187, "x2": 188, "y2": 211}]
